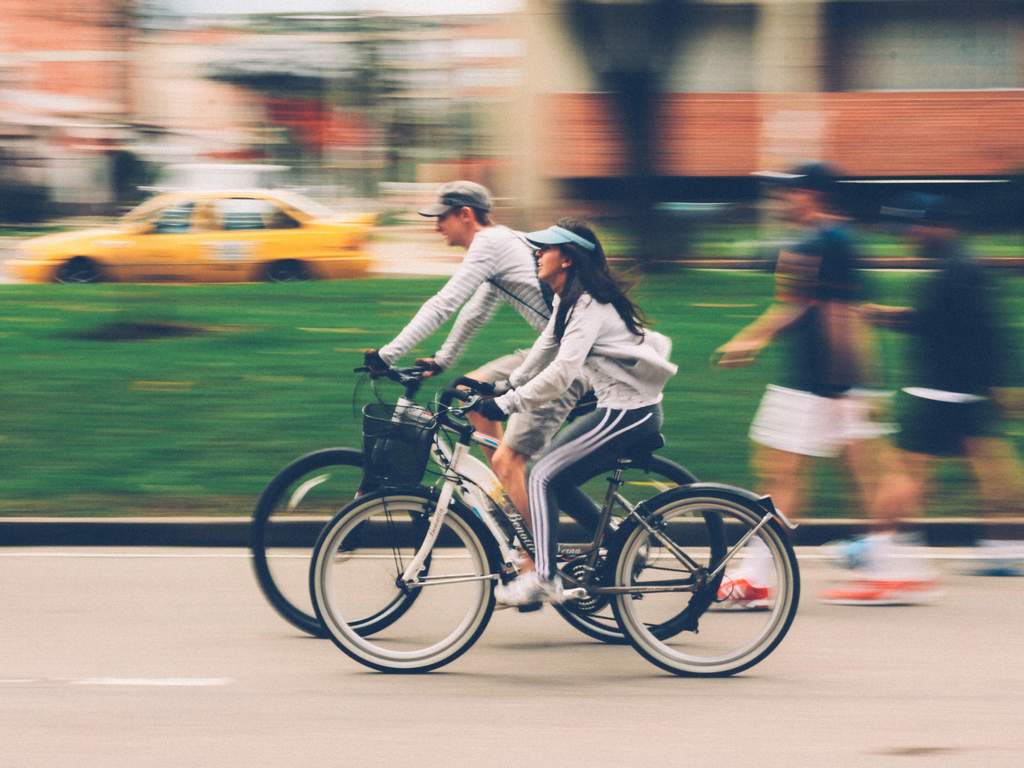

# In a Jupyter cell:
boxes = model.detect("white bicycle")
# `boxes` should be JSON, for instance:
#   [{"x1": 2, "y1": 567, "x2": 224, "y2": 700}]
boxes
[{"x1": 308, "y1": 369, "x2": 802, "y2": 676}]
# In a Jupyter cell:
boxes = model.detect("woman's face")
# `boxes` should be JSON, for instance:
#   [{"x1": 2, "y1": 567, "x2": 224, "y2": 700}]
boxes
[{"x1": 535, "y1": 244, "x2": 571, "y2": 289}]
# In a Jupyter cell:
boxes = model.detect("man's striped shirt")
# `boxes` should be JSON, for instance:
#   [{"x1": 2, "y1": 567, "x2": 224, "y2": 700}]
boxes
[{"x1": 379, "y1": 225, "x2": 551, "y2": 369}]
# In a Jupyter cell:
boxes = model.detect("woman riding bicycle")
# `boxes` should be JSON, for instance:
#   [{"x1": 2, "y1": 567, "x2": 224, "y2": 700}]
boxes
[{"x1": 475, "y1": 219, "x2": 678, "y2": 606}]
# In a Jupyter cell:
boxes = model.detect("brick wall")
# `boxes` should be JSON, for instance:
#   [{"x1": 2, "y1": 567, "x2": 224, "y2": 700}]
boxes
[
  {"x1": 544, "y1": 91, "x2": 1024, "y2": 178},
  {"x1": 1, "y1": 0, "x2": 130, "y2": 112}
]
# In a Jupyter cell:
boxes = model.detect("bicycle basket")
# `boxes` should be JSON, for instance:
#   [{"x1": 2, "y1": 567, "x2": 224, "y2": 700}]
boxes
[{"x1": 361, "y1": 402, "x2": 437, "y2": 487}]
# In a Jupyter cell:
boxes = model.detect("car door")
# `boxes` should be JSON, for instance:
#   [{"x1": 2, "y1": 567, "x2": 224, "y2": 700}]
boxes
[
  {"x1": 130, "y1": 200, "x2": 208, "y2": 281},
  {"x1": 203, "y1": 197, "x2": 302, "y2": 281}
]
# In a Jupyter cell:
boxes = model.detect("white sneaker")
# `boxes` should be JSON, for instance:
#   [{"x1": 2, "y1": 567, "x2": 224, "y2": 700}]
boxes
[{"x1": 494, "y1": 571, "x2": 565, "y2": 607}]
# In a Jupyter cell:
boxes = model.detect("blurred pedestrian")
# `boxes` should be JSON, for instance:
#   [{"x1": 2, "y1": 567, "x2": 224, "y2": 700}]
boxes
[
  {"x1": 833, "y1": 193, "x2": 1024, "y2": 595},
  {"x1": 715, "y1": 162, "x2": 892, "y2": 608}
]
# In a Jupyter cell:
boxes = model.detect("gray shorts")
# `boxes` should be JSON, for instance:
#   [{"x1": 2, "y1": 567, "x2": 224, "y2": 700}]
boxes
[{"x1": 470, "y1": 350, "x2": 586, "y2": 458}]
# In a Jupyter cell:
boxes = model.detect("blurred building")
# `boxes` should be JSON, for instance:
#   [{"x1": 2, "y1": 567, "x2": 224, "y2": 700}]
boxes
[
  {"x1": 0, "y1": 0, "x2": 135, "y2": 217},
  {"x1": 3, "y1": 1, "x2": 1024, "y2": 222},
  {"x1": 516, "y1": 0, "x2": 1024, "y2": 219}
]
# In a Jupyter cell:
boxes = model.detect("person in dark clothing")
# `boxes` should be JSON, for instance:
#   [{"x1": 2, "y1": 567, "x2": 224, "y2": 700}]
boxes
[
  {"x1": 856, "y1": 194, "x2": 1024, "y2": 581},
  {"x1": 716, "y1": 163, "x2": 893, "y2": 607}
]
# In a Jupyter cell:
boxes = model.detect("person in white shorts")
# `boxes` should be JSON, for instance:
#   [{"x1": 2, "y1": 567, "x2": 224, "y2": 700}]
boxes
[
  {"x1": 715, "y1": 163, "x2": 890, "y2": 607},
  {"x1": 363, "y1": 181, "x2": 586, "y2": 518}
]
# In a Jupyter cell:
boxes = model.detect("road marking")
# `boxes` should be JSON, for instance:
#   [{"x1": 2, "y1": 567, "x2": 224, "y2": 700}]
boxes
[
  {"x1": 0, "y1": 552, "x2": 252, "y2": 559},
  {"x1": 72, "y1": 678, "x2": 232, "y2": 687},
  {"x1": 0, "y1": 549, "x2": 999, "y2": 562},
  {"x1": 0, "y1": 678, "x2": 40, "y2": 684}
]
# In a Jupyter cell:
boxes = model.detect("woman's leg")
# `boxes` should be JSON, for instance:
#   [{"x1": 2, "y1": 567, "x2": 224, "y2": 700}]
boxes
[{"x1": 528, "y1": 405, "x2": 661, "y2": 580}]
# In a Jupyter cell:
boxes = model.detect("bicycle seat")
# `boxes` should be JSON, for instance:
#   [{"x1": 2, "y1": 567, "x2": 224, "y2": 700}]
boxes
[{"x1": 616, "y1": 432, "x2": 665, "y2": 465}]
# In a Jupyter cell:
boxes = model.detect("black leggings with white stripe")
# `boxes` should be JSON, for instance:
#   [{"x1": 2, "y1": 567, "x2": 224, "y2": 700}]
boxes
[{"x1": 528, "y1": 403, "x2": 663, "y2": 580}]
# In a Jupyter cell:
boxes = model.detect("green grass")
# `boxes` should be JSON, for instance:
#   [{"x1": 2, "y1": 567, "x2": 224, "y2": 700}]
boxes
[{"x1": 1, "y1": 271, "x2": 1022, "y2": 517}]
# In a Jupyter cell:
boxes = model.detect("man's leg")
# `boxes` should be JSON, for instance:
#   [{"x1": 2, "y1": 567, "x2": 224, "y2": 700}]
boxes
[
  {"x1": 752, "y1": 443, "x2": 809, "y2": 519},
  {"x1": 466, "y1": 410, "x2": 502, "y2": 462},
  {"x1": 463, "y1": 355, "x2": 522, "y2": 462},
  {"x1": 491, "y1": 443, "x2": 529, "y2": 525},
  {"x1": 965, "y1": 436, "x2": 1024, "y2": 574}
]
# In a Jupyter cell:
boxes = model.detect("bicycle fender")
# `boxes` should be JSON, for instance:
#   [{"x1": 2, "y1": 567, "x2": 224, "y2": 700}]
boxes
[{"x1": 633, "y1": 482, "x2": 798, "y2": 531}]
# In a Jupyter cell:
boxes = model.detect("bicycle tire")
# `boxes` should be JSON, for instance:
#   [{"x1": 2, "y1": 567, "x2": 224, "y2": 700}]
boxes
[
  {"x1": 251, "y1": 448, "x2": 397, "y2": 637},
  {"x1": 610, "y1": 484, "x2": 800, "y2": 677},
  {"x1": 553, "y1": 454, "x2": 698, "y2": 645},
  {"x1": 310, "y1": 488, "x2": 502, "y2": 673}
]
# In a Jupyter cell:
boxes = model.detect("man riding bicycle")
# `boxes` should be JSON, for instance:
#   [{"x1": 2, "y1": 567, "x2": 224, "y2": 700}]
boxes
[{"x1": 363, "y1": 180, "x2": 587, "y2": 521}]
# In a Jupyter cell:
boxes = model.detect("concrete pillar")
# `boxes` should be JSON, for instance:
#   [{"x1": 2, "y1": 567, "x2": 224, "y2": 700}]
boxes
[
  {"x1": 756, "y1": 0, "x2": 829, "y2": 171},
  {"x1": 502, "y1": 0, "x2": 597, "y2": 227}
]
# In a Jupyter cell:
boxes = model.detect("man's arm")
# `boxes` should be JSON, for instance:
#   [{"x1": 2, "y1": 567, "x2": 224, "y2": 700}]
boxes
[
  {"x1": 378, "y1": 252, "x2": 492, "y2": 365},
  {"x1": 432, "y1": 283, "x2": 502, "y2": 371},
  {"x1": 715, "y1": 247, "x2": 818, "y2": 367},
  {"x1": 715, "y1": 302, "x2": 810, "y2": 366}
]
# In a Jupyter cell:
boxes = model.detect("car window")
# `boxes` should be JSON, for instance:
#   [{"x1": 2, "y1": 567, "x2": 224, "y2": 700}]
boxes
[
  {"x1": 152, "y1": 202, "x2": 195, "y2": 234},
  {"x1": 213, "y1": 198, "x2": 300, "y2": 231}
]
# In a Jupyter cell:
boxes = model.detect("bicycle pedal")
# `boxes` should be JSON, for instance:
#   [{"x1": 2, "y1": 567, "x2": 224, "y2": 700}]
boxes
[
  {"x1": 516, "y1": 601, "x2": 543, "y2": 613},
  {"x1": 562, "y1": 587, "x2": 589, "y2": 602}
]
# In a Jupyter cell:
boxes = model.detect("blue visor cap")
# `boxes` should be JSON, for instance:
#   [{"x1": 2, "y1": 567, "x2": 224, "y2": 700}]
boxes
[{"x1": 525, "y1": 225, "x2": 597, "y2": 252}]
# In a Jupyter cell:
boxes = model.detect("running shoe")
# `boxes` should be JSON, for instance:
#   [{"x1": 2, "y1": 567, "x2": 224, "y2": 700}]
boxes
[
  {"x1": 819, "y1": 578, "x2": 942, "y2": 606},
  {"x1": 494, "y1": 571, "x2": 565, "y2": 607},
  {"x1": 969, "y1": 540, "x2": 1024, "y2": 577},
  {"x1": 714, "y1": 576, "x2": 772, "y2": 611},
  {"x1": 824, "y1": 536, "x2": 874, "y2": 570}
]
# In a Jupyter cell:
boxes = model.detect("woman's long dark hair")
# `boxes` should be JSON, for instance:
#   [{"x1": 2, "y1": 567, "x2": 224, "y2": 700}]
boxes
[{"x1": 552, "y1": 218, "x2": 646, "y2": 342}]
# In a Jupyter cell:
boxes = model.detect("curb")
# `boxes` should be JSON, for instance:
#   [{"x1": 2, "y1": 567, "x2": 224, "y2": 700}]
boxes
[{"x1": 2, "y1": 517, "x2": 1022, "y2": 548}]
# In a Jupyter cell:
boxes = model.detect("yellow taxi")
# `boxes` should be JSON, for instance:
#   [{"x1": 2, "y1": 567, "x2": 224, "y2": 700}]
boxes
[{"x1": 9, "y1": 190, "x2": 375, "y2": 283}]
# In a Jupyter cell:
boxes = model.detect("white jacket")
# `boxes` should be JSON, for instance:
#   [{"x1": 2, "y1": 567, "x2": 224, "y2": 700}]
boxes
[{"x1": 495, "y1": 293, "x2": 677, "y2": 414}]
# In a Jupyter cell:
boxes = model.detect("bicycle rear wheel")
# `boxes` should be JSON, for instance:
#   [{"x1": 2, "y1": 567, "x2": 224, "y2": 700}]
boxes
[
  {"x1": 611, "y1": 485, "x2": 800, "y2": 677},
  {"x1": 250, "y1": 448, "x2": 367, "y2": 637},
  {"x1": 554, "y1": 454, "x2": 697, "y2": 644},
  {"x1": 310, "y1": 489, "x2": 501, "y2": 673}
]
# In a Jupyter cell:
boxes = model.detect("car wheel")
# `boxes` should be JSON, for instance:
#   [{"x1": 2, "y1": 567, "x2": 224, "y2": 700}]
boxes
[
  {"x1": 55, "y1": 257, "x2": 103, "y2": 284},
  {"x1": 264, "y1": 260, "x2": 310, "y2": 283}
]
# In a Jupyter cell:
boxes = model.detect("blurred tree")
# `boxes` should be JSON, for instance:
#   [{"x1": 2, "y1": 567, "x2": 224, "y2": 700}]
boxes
[{"x1": 561, "y1": 0, "x2": 690, "y2": 268}]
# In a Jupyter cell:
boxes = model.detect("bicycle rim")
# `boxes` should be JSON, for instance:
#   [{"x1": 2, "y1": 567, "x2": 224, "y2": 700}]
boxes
[
  {"x1": 311, "y1": 493, "x2": 496, "y2": 673},
  {"x1": 613, "y1": 493, "x2": 800, "y2": 677},
  {"x1": 250, "y1": 449, "x2": 367, "y2": 637}
]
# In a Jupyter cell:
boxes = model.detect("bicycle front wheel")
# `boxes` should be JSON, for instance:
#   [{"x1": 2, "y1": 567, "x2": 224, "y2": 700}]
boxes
[
  {"x1": 310, "y1": 489, "x2": 501, "y2": 673},
  {"x1": 251, "y1": 448, "x2": 366, "y2": 637},
  {"x1": 611, "y1": 485, "x2": 800, "y2": 677}
]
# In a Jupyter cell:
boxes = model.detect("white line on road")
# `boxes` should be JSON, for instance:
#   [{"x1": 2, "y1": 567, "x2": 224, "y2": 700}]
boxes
[
  {"x1": 0, "y1": 551, "x2": 253, "y2": 559},
  {"x1": 0, "y1": 549, "x2": 995, "y2": 561},
  {"x1": 72, "y1": 678, "x2": 233, "y2": 687}
]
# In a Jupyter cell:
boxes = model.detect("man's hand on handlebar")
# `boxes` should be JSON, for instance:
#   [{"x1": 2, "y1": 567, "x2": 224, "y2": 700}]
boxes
[
  {"x1": 413, "y1": 357, "x2": 445, "y2": 378},
  {"x1": 363, "y1": 348, "x2": 389, "y2": 375}
]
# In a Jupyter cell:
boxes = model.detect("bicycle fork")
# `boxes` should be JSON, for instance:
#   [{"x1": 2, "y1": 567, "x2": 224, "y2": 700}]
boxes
[{"x1": 398, "y1": 442, "x2": 500, "y2": 588}]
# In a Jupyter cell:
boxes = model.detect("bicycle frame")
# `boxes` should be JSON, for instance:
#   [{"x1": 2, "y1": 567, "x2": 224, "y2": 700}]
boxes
[{"x1": 397, "y1": 421, "x2": 704, "y2": 597}]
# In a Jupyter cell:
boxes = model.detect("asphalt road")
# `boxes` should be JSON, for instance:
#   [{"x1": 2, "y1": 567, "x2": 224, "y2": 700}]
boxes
[{"x1": 1, "y1": 548, "x2": 1020, "y2": 768}]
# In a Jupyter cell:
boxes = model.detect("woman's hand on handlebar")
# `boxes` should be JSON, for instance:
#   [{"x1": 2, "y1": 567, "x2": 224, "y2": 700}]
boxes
[
  {"x1": 474, "y1": 398, "x2": 509, "y2": 422},
  {"x1": 451, "y1": 377, "x2": 511, "y2": 397}
]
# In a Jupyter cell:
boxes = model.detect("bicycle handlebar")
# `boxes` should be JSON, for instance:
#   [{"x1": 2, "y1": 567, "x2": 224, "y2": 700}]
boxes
[
  {"x1": 353, "y1": 363, "x2": 429, "y2": 399},
  {"x1": 354, "y1": 362, "x2": 482, "y2": 433}
]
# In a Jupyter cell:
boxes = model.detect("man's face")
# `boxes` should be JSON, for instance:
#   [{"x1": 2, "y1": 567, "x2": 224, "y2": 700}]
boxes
[
  {"x1": 434, "y1": 207, "x2": 476, "y2": 248},
  {"x1": 778, "y1": 187, "x2": 821, "y2": 224}
]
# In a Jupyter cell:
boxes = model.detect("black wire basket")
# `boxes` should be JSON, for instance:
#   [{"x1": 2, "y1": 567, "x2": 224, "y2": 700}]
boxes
[{"x1": 361, "y1": 402, "x2": 437, "y2": 487}]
